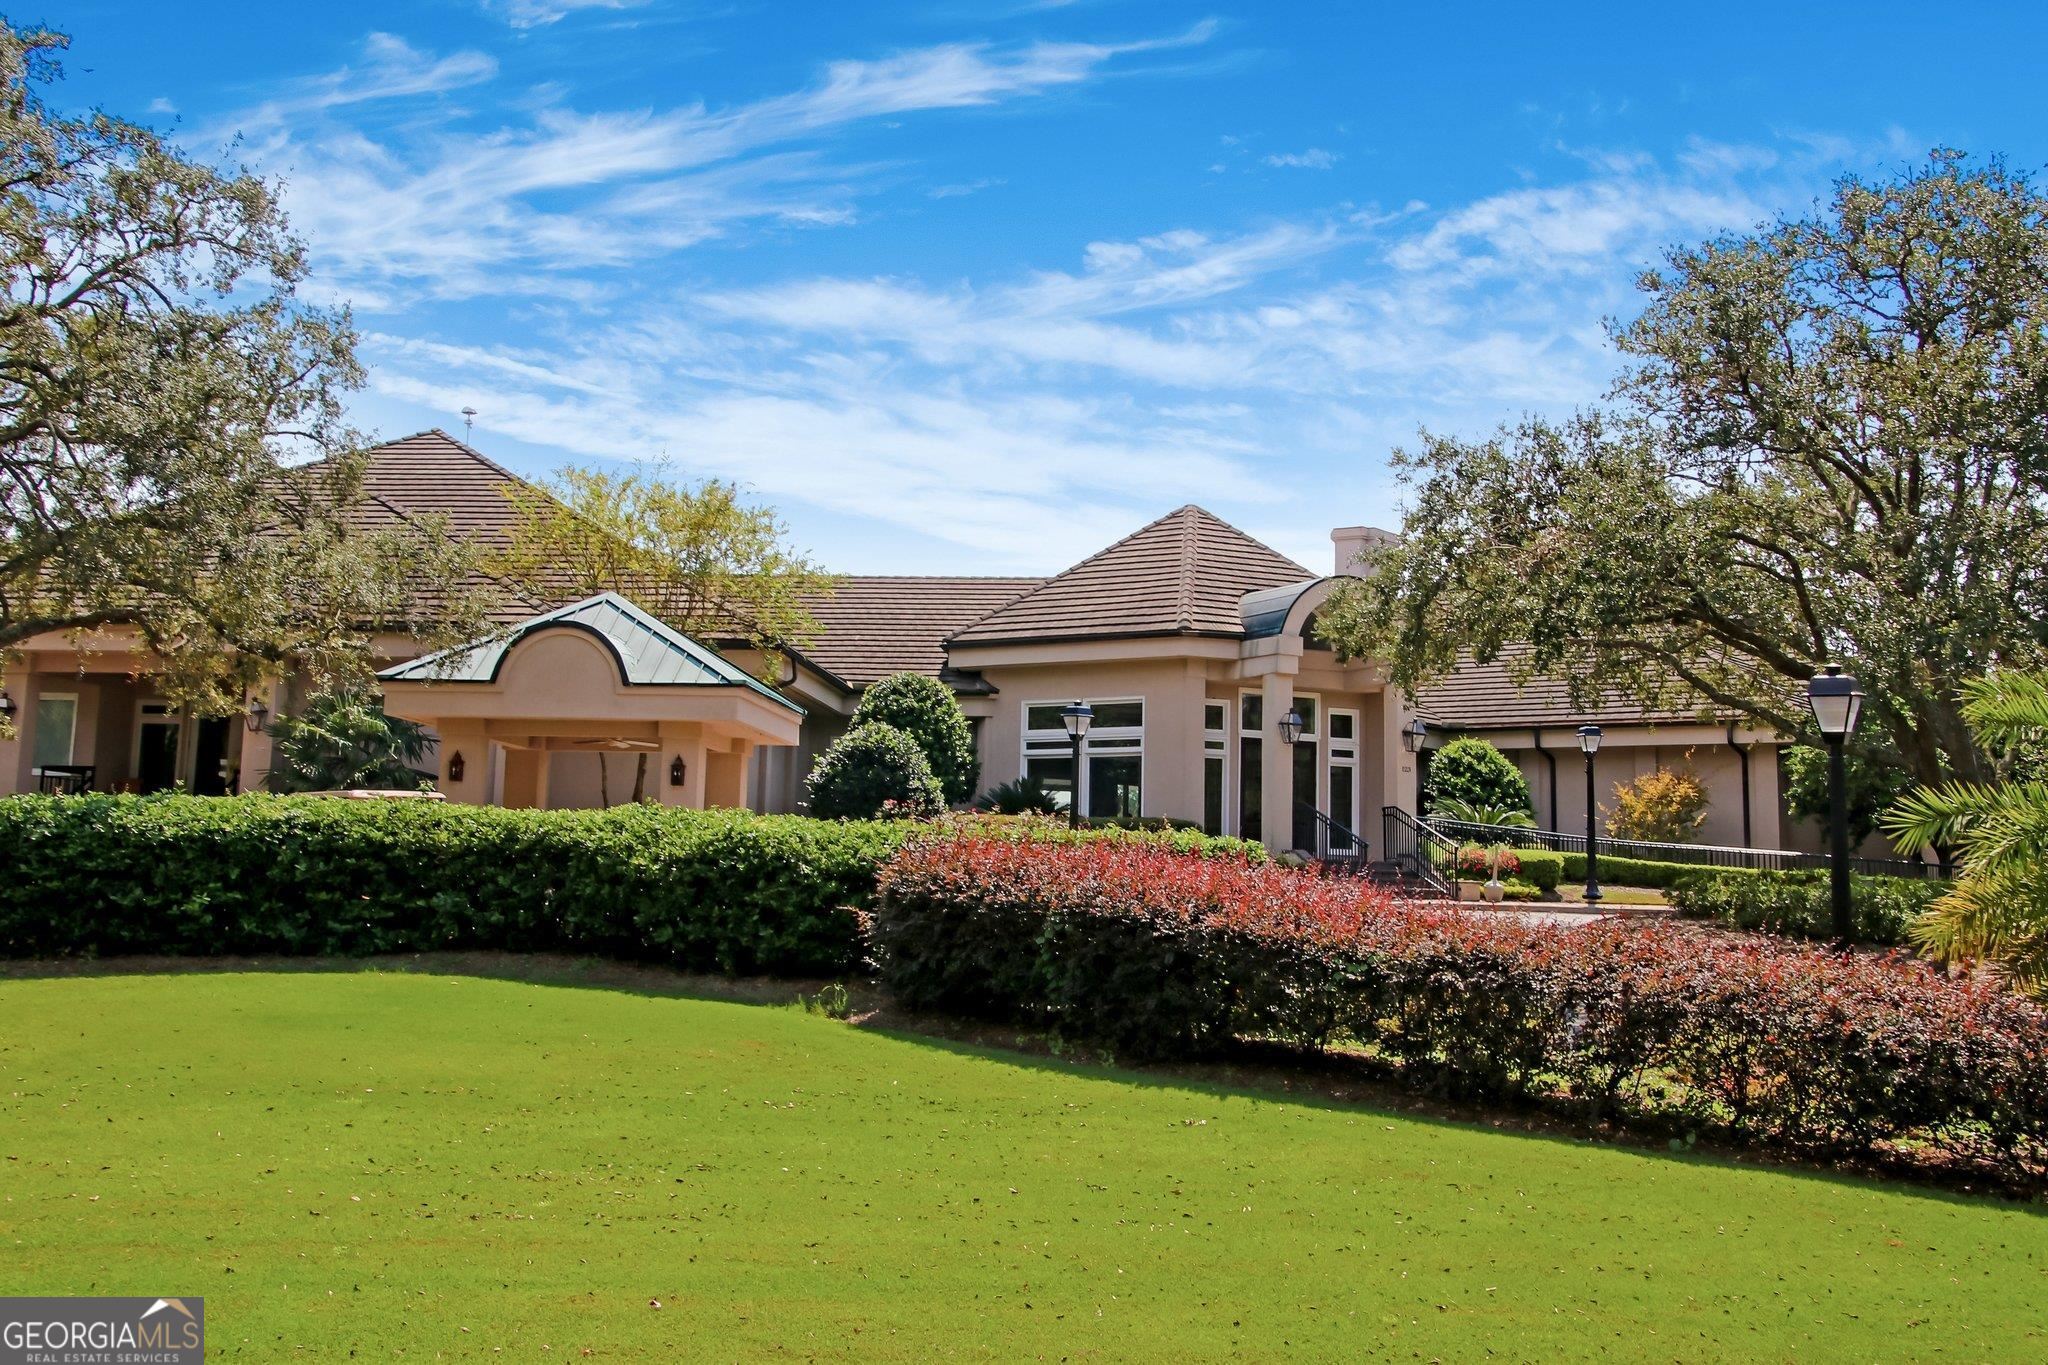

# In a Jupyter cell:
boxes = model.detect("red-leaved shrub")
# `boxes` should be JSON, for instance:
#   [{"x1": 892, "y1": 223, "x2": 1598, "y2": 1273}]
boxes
[{"x1": 872, "y1": 836, "x2": 2048, "y2": 1184}]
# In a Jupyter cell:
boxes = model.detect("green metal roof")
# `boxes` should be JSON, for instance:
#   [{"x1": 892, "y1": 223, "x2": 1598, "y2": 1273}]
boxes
[{"x1": 378, "y1": 592, "x2": 804, "y2": 715}]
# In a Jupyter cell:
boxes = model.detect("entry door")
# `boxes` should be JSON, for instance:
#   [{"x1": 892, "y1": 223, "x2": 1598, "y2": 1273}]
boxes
[
  {"x1": 192, "y1": 717, "x2": 232, "y2": 796},
  {"x1": 1327, "y1": 709, "x2": 1360, "y2": 856},
  {"x1": 136, "y1": 702, "x2": 182, "y2": 793}
]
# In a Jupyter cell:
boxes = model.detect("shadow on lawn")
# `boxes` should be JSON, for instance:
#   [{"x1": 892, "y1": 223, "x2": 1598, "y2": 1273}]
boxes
[{"x1": 6, "y1": 949, "x2": 2042, "y2": 1211}]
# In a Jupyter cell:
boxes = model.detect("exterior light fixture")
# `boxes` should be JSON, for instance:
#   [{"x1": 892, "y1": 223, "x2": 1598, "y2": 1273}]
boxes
[
  {"x1": 244, "y1": 695, "x2": 271, "y2": 734},
  {"x1": 1576, "y1": 725, "x2": 1603, "y2": 904},
  {"x1": 447, "y1": 751, "x2": 466, "y2": 784},
  {"x1": 0, "y1": 690, "x2": 14, "y2": 723},
  {"x1": 1278, "y1": 707, "x2": 1306, "y2": 745},
  {"x1": 669, "y1": 755, "x2": 687, "y2": 788},
  {"x1": 1060, "y1": 701, "x2": 1093, "y2": 829},
  {"x1": 1402, "y1": 717, "x2": 1427, "y2": 753},
  {"x1": 1807, "y1": 664, "x2": 1865, "y2": 942}
]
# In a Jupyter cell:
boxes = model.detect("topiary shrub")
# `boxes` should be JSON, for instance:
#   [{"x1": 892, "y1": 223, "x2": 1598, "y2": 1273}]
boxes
[
  {"x1": 806, "y1": 722, "x2": 946, "y2": 820},
  {"x1": 1425, "y1": 737, "x2": 1531, "y2": 815},
  {"x1": 851, "y1": 673, "x2": 978, "y2": 806}
]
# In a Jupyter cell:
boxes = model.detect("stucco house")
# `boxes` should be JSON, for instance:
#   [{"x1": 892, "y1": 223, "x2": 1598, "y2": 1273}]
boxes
[{"x1": 0, "y1": 430, "x2": 1801, "y2": 853}]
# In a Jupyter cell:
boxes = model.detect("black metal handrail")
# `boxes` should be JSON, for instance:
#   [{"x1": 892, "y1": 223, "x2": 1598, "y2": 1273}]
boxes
[
  {"x1": 1381, "y1": 805, "x2": 1456, "y2": 897},
  {"x1": 1424, "y1": 817, "x2": 1941, "y2": 880},
  {"x1": 1294, "y1": 800, "x2": 1368, "y2": 864}
]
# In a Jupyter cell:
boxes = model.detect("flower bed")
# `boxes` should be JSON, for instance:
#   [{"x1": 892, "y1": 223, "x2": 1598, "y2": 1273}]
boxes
[{"x1": 872, "y1": 836, "x2": 2048, "y2": 1185}]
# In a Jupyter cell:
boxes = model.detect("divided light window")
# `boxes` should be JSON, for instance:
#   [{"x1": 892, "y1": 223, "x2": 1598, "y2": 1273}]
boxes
[
  {"x1": 1023, "y1": 698, "x2": 1144, "y2": 819},
  {"x1": 1203, "y1": 701, "x2": 1228, "y2": 836},
  {"x1": 32, "y1": 693, "x2": 77, "y2": 771}
]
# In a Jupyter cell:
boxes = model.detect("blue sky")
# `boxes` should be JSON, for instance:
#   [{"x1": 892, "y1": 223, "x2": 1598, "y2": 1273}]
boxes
[{"x1": 51, "y1": 1, "x2": 2048, "y2": 574}]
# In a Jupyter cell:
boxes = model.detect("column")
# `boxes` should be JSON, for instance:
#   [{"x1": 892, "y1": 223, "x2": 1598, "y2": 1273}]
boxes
[
  {"x1": 656, "y1": 723, "x2": 707, "y2": 808},
  {"x1": 5, "y1": 670, "x2": 46, "y2": 796},
  {"x1": 236, "y1": 678, "x2": 287, "y2": 794},
  {"x1": 704, "y1": 738, "x2": 751, "y2": 809},
  {"x1": 1380, "y1": 688, "x2": 1418, "y2": 821},
  {"x1": 500, "y1": 747, "x2": 549, "y2": 809},
  {"x1": 436, "y1": 721, "x2": 490, "y2": 804},
  {"x1": 1260, "y1": 669, "x2": 1294, "y2": 853}
]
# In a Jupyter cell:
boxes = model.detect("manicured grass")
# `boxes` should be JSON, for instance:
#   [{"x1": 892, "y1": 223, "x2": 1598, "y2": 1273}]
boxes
[{"x1": 3, "y1": 970, "x2": 2044, "y2": 1360}]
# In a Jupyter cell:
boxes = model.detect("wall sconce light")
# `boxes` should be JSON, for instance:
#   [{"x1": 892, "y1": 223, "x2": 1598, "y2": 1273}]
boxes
[
  {"x1": 1402, "y1": 717, "x2": 1428, "y2": 753},
  {"x1": 669, "y1": 756, "x2": 687, "y2": 787},
  {"x1": 0, "y1": 690, "x2": 15, "y2": 723},
  {"x1": 1277, "y1": 706, "x2": 1306, "y2": 745},
  {"x1": 244, "y1": 696, "x2": 271, "y2": 733},
  {"x1": 447, "y1": 751, "x2": 466, "y2": 783}
]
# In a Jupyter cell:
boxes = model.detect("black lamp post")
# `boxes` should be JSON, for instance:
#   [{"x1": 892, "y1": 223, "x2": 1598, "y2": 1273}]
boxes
[
  {"x1": 1060, "y1": 700, "x2": 1093, "y2": 829},
  {"x1": 1577, "y1": 725, "x2": 1603, "y2": 904},
  {"x1": 1807, "y1": 663, "x2": 1865, "y2": 942}
]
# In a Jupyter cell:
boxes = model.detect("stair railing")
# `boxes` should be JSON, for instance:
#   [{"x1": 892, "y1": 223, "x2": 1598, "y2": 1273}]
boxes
[
  {"x1": 1380, "y1": 805, "x2": 1456, "y2": 897},
  {"x1": 1294, "y1": 800, "x2": 1368, "y2": 865}
]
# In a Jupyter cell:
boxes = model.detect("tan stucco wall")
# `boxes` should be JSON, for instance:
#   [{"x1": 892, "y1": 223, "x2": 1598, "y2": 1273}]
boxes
[{"x1": 1483, "y1": 730, "x2": 1787, "y2": 848}]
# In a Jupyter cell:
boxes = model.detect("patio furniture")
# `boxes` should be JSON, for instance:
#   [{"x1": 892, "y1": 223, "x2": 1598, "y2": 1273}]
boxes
[{"x1": 35, "y1": 764, "x2": 95, "y2": 795}]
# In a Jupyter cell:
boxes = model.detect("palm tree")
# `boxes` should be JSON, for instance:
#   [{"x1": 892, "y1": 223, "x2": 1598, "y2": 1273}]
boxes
[
  {"x1": 264, "y1": 689, "x2": 437, "y2": 793},
  {"x1": 1430, "y1": 798, "x2": 1537, "y2": 831},
  {"x1": 1883, "y1": 671, "x2": 2048, "y2": 992}
]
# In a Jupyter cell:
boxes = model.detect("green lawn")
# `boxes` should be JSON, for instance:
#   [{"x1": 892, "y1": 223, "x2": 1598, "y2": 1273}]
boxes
[{"x1": 3, "y1": 970, "x2": 2044, "y2": 1360}]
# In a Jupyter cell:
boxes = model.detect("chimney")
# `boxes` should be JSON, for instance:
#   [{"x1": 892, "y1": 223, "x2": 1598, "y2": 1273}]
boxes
[{"x1": 1331, "y1": 525, "x2": 1398, "y2": 577}]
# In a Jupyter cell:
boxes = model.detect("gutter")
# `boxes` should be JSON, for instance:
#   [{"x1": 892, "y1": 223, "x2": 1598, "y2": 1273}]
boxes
[
  {"x1": 1531, "y1": 727, "x2": 1558, "y2": 827},
  {"x1": 1725, "y1": 721, "x2": 1752, "y2": 847}
]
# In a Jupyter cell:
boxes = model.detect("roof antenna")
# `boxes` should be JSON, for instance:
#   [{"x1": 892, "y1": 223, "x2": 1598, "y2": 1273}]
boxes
[{"x1": 460, "y1": 406, "x2": 478, "y2": 437}]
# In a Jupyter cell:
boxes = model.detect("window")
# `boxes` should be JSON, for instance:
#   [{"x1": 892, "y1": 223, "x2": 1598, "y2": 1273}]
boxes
[
  {"x1": 32, "y1": 693, "x2": 77, "y2": 771},
  {"x1": 1327, "y1": 709, "x2": 1360, "y2": 855},
  {"x1": 1023, "y1": 697, "x2": 1143, "y2": 819},
  {"x1": 1203, "y1": 701, "x2": 1228, "y2": 835}
]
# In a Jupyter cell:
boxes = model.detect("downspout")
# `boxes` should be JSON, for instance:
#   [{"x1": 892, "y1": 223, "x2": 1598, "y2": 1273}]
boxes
[
  {"x1": 1726, "y1": 721, "x2": 1752, "y2": 848},
  {"x1": 1532, "y1": 727, "x2": 1558, "y2": 829}
]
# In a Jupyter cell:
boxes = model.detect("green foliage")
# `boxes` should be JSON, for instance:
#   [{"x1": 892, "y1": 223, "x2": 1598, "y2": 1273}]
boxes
[
  {"x1": 0, "y1": 796, "x2": 906, "y2": 973},
  {"x1": 1432, "y1": 797, "x2": 1536, "y2": 829},
  {"x1": 1318, "y1": 152, "x2": 2048, "y2": 793},
  {"x1": 1884, "y1": 670, "x2": 2048, "y2": 991},
  {"x1": 1560, "y1": 851, "x2": 1754, "y2": 890},
  {"x1": 1781, "y1": 745, "x2": 1907, "y2": 848},
  {"x1": 0, "y1": 796, "x2": 1267, "y2": 970},
  {"x1": 1669, "y1": 869, "x2": 1945, "y2": 946},
  {"x1": 851, "y1": 674, "x2": 977, "y2": 805},
  {"x1": 1606, "y1": 764, "x2": 1710, "y2": 843},
  {"x1": 0, "y1": 22, "x2": 488, "y2": 719},
  {"x1": 489, "y1": 463, "x2": 833, "y2": 670},
  {"x1": 1512, "y1": 849, "x2": 1564, "y2": 893},
  {"x1": 1425, "y1": 738, "x2": 1531, "y2": 814},
  {"x1": 805, "y1": 722, "x2": 946, "y2": 821},
  {"x1": 977, "y1": 775, "x2": 1061, "y2": 815},
  {"x1": 263, "y1": 689, "x2": 435, "y2": 793}
]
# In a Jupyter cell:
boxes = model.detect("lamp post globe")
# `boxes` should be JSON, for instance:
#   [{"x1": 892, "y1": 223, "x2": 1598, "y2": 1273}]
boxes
[
  {"x1": 1807, "y1": 664, "x2": 1865, "y2": 943},
  {"x1": 1577, "y1": 725, "x2": 1603, "y2": 903},
  {"x1": 1060, "y1": 701, "x2": 1093, "y2": 829}
]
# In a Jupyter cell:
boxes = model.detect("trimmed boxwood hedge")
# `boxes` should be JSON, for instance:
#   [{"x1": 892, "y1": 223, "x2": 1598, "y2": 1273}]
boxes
[
  {"x1": 1668, "y1": 868, "x2": 1947, "y2": 946},
  {"x1": 0, "y1": 796, "x2": 1263, "y2": 973},
  {"x1": 1559, "y1": 851, "x2": 1759, "y2": 890}
]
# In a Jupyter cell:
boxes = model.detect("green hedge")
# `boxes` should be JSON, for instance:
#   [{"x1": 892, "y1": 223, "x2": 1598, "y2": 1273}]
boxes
[
  {"x1": 1667, "y1": 868, "x2": 1947, "y2": 946},
  {"x1": 1557, "y1": 851, "x2": 1760, "y2": 890},
  {"x1": 0, "y1": 796, "x2": 1263, "y2": 972}
]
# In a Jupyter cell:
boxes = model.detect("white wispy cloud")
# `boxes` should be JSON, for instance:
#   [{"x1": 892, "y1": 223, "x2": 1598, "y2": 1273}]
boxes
[
  {"x1": 1264, "y1": 147, "x2": 1338, "y2": 170},
  {"x1": 482, "y1": 0, "x2": 650, "y2": 28},
  {"x1": 350, "y1": 139, "x2": 1855, "y2": 570},
  {"x1": 232, "y1": 26, "x2": 1216, "y2": 301}
]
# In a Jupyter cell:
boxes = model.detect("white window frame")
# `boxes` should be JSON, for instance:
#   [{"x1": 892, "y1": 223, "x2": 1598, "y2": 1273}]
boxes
[
  {"x1": 1326, "y1": 707, "x2": 1361, "y2": 856},
  {"x1": 1203, "y1": 699, "x2": 1230, "y2": 836},
  {"x1": 30, "y1": 691, "x2": 79, "y2": 773},
  {"x1": 1022, "y1": 696, "x2": 1145, "y2": 819}
]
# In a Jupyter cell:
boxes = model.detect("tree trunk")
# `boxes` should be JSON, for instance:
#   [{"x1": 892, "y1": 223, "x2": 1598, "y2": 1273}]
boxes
[
  {"x1": 632, "y1": 752, "x2": 648, "y2": 803},
  {"x1": 598, "y1": 754, "x2": 611, "y2": 809}
]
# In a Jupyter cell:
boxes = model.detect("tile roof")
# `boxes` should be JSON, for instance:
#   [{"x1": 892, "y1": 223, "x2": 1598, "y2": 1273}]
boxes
[
  {"x1": 354, "y1": 430, "x2": 530, "y2": 545},
  {"x1": 379, "y1": 592, "x2": 803, "y2": 713},
  {"x1": 794, "y1": 576, "x2": 1042, "y2": 688},
  {"x1": 1416, "y1": 648, "x2": 1729, "y2": 730},
  {"x1": 947, "y1": 505, "x2": 1312, "y2": 647}
]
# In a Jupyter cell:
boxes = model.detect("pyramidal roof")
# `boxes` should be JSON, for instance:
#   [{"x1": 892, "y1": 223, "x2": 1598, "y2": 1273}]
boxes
[{"x1": 948, "y1": 505, "x2": 1312, "y2": 647}]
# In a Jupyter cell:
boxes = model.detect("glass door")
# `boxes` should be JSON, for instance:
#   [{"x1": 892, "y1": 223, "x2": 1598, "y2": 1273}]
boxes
[{"x1": 1327, "y1": 709, "x2": 1360, "y2": 856}]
